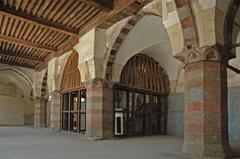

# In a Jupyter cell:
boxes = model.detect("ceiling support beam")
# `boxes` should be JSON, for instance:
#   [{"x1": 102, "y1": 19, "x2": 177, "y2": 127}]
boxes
[
  {"x1": 0, "y1": 2, "x2": 79, "y2": 36},
  {"x1": 227, "y1": 64, "x2": 240, "y2": 74},
  {"x1": 0, "y1": 50, "x2": 44, "y2": 63},
  {"x1": 84, "y1": 0, "x2": 114, "y2": 11},
  {"x1": 79, "y1": 0, "x2": 136, "y2": 37},
  {"x1": 0, "y1": 59, "x2": 35, "y2": 69},
  {"x1": 229, "y1": 42, "x2": 240, "y2": 49},
  {"x1": 0, "y1": 34, "x2": 57, "y2": 53}
]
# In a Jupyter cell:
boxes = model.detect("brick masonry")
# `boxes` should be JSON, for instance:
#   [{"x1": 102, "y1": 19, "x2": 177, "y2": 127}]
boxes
[
  {"x1": 168, "y1": 88, "x2": 240, "y2": 141},
  {"x1": 34, "y1": 70, "x2": 48, "y2": 128},
  {"x1": 85, "y1": 78, "x2": 114, "y2": 139},
  {"x1": 34, "y1": 97, "x2": 46, "y2": 128},
  {"x1": 175, "y1": 0, "x2": 198, "y2": 48},
  {"x1": 181, "y1": 60, "x2": 232, "y2": 158},
  {"x1": 50, "y1": 91, "x2": 61, "y2": 131}
]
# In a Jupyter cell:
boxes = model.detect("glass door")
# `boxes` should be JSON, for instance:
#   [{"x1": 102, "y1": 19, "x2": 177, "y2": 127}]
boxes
[
  {"x1": 130, "y1": 92, "x2": 144, "y2": 135},
  {"x1": 114, "y1": 89, "x2": 127, "y2": 135},
  {"x1": 61, "y1": 89, "x2": 87, "y2": 133},
  {"x1": 62, "y1": 93, "x2": 69, "y2": 131},
  {"x1": 70, "y1": 92, "x2": 78, "y2": 132},
  {"x1": 114, "y1": 86, "x2": 168, "y2": 136},
  {"x1": 79, "y1": 90, "x2": 86, "y2": 132}
]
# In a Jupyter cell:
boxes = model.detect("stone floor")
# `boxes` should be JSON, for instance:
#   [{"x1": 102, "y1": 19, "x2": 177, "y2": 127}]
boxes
[{"x1": 0, "y1": 127, "x2": 239, "y2": 159}]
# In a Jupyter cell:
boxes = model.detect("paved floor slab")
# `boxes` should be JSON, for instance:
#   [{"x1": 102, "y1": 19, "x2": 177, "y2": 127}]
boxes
[{"x1": 0, "y1": 127, "x2": 239, "y2": 159}]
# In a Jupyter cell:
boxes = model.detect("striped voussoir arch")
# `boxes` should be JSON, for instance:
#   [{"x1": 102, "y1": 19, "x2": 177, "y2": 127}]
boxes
[
  {"x1": 41, "y1": 70, "x2": 48, "y2": 97},
  {"x1": 175, "y1": 0, "x2": 198, "y2": 48},
  {"x1": 105, "y1": 11, "x2": 159, "y2": 81}
]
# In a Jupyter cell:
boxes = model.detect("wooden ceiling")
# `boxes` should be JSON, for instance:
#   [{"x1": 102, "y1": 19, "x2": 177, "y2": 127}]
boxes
[{"x1": 0, "y1": 0, "x2": 152, "y2": 69}]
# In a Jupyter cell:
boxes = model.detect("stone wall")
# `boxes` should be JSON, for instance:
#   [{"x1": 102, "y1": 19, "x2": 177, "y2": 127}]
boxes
[
  {"x1": 167, "y1": 92, "x2": 184, "y2": 136},
  {"x1": 0, "y1": 76, "x2": 34, "y2": 125},
  {"x1": 228, "y1": 86, "x2": 240, "y2": 140}
]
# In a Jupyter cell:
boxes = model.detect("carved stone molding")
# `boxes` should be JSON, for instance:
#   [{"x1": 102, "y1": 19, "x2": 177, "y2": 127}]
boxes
[
  {"x1": 84, "y1": 78, "x2": 115, "y2": 89},
  {"x1": 174, "y1": 45, "x2": 224, "y2": 65}
]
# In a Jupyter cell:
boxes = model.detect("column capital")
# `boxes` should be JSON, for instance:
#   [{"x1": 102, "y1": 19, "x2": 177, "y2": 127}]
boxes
[
  {"x1": 34, "y1": 96, "x2": 42, "y2": 100},
  {"x1": 84, "y1": 78, "x2": 115, "y2": 88},
  {"x1": 174, "y1": 44, "x2": 235, "y2": 66},
  {"x1": 49, "y1": 90, "x2": 61, "y2": 95}
]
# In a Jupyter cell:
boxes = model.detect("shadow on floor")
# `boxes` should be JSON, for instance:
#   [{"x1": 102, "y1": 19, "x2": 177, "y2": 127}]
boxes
[{"x1": 231, "y1": 141, "x2": 240, "y2": 158}]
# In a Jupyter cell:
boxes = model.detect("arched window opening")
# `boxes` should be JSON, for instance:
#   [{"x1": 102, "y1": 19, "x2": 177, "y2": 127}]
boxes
[
  {"x1": 114, "y1": 54, "x2": 170, "y2": 136},
  {"x1": 60, "y1": 52, "x2": 86, "y2": 134}
]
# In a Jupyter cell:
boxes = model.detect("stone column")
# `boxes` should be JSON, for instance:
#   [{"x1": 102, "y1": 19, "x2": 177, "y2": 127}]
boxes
[
  {"x1": 50, "y1": 91, "x2": 61, "y2": 131},
  {"x1": 85, "y1": 78, "x2": 114, "y2": 139},
  {"x1": 34, "y1": 97, "x2": 46, "y2": 128},
  {"x1": 176, "y1": 46, "x2": 232, "y2": 158}
]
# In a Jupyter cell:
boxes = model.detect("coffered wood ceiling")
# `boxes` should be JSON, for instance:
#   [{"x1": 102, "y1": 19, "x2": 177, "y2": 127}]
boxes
[{"x1": 0, "y1": 0, "x2": 152, "y2": 69}]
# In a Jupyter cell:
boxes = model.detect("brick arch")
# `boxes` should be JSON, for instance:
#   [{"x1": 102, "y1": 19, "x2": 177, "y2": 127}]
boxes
[{"x1": 105, "y1": 12, "x2": 160, "y2": 81}]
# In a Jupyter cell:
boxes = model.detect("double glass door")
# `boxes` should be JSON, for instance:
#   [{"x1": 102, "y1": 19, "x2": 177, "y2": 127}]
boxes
[
  {"x1": 114, "y1": 86, "x2": 167, "y2": 136},
  {"x1": 61, "y1": 90, "x2": 86, "y2": 133}
]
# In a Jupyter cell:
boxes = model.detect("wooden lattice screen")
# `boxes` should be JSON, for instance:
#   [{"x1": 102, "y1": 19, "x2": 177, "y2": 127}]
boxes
[
  {"x1": 120, "y1": 54, "x2": 170, "y2": 94},
  {"x1": 61, "y1": 52, "x2": 84, "y2": 91}
]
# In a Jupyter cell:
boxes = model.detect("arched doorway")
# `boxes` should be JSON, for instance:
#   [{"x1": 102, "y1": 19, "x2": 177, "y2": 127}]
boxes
[
  {"x1": 60, "y1": 52, "x2": 86, "y2": 133},
  {"x1": 0, "y1": 69, "x2": 35, "y2": 126},
  {"x1": 113, "y1": 54, "x2": 170, "y2": 136}
]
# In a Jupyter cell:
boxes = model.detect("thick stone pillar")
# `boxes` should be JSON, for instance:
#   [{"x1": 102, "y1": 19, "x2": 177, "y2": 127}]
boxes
[
  {"x1": 34, "y1": 97, "x2": 46, "y2": 128},
  {"x1": 176, "y1": 46, "x2": 232, "y2": 158},
  {"x1": 50, "y1": 91, "x2": 61, "y2": 131},
  {"x1": 85, "y1": 78, "x2": 113, "y2": 139}
]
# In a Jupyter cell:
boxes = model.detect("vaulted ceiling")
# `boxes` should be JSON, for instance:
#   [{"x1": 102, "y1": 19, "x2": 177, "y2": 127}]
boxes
[{"x1": 0, "y1": 0, "x2": 152, "y2": 69}]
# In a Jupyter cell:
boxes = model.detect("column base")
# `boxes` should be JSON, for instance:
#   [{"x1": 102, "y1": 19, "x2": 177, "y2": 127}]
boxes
[
  {"x1": 182, "y1": 141, "x2": 233, "y2": 159},
  {"x1": 85, "y1": 127, "x2": 114, "y2": 140},
  {"x1": 49, "y1": 91, "x2": 61, "y2": 132},
  {"x1": 85, "y1": 127, "x2": 103, "y2": 140}
]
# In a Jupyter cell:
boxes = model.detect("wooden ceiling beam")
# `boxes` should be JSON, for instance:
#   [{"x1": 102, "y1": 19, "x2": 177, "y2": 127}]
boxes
[
  {"x1": 229, "y1": 42, "x2": 240, "y2": 49},
  {"x1": 0, "y1": 50, "x2": 44, "y2": 63},
  {"x1": 79, "y1": 0, "x2": 136, "y2": 37},
  {"x1": 0, "y1": 2, "x2": 79, "y2": 36},
  {"x1": 0, "y1": 59, "x2": 35, "y2": 69},
  {"x1": 83, "y1": 0, "x2": 114, "y2": 11},
  {"x1": 58, "y1": 0, "x2": 137, "y2": 56},
  {"x1": 0, "y1": 34, "x2": 57, "y2": 53}
]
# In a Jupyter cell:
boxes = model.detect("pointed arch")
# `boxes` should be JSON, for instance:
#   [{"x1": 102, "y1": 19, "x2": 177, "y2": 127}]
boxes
[
  {"x1": 0, "y1": 67, "x2": 35, "y2": 97},
  {"x1": 119, "y1": 54, "x2": 170, "y2": 94},
  {"x1": 105, "y1": 12, "x2": 159, "y2": 81},
  {"x1": 174, "y1": 0, "x2": 198, "y2": 48},
  {"x1": 60, "y1": 51, "x2": 84, "y2": 91}
]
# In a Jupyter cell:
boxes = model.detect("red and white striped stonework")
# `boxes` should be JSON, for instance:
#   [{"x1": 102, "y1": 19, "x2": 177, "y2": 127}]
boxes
[
  {"x1": 175, "y1": 0, "x2": 197, "y2": 48},
  {"x1": 182, "y1": 50, "x2": 232, "y2": 158},
  {"x1": 85, "y1": 79, "x2": 114, "y2": 139}
]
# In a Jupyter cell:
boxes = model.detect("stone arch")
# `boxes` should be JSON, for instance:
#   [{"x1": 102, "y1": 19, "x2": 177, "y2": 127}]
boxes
[
  {"x1": 174, "y1": 0, "x2": 198, "y2": 49},
  {"x1": 0, "y1": 67, "x2": 35, "y2": 97},
  {"x1": 105, "y1": 11, "x2": 180, "y2": 83},
  {"x1": 105, "y1": 12, "x2": 166, "y2": 81},
  {"x1": 224, "y1": 0, "x2": 240, "y2": 58}
]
